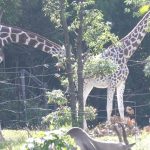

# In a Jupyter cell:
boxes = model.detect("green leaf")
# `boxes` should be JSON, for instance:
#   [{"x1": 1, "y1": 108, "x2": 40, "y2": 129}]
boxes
[{"x1": 139, "y1": 5, "x2": 150, "y2": 15}]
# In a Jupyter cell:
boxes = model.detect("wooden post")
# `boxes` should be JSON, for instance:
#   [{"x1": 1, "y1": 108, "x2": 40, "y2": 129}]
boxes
[
  {"x1": 0, "y1": 121, "x2": 5, "y2": 142},
  {"x1": 20, "y1": 69, "x2": 27, "y2": 123}
]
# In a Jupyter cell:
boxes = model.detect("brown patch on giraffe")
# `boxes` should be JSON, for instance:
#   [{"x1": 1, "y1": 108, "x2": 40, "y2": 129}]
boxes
[
  {"x1": 138, "y1": 34, "x2": 143, "y2": 40},
  {"x1": 45, "y1": 41, "x2": 53, "y2": 47},
  {"x1": 37, "y1": 37, "x2": 44, "y2": 43},
  {"x1": 132, "y1": 42, "x2": 138, "y2": 47},
  {"x1": 10, "y1": 34, "x2": 17, "y2": 42},
  {"x1": 0, "y1": 33, "x2": 8, "y2": 38},
  {"x1": 1, "y1": 26, "x2": 10, "y2": 32},
  {"x1": 19, "y1": 33, "x2": 28, "y2": 43},
  {"x1": 11, "y1": 28, "x2": 21, "y2": 34},
  {"x1": 28, "y1": 39, "x2": 38, "y2": 47},
  {"x1": 134, "y1": 28, "x2": 138, "y2": 33},
  {"x1": 119, "y1": 53, "x2": 123, "y2": 59},
  {"x1": 124, "y1": 40, "x2": 130, "y2": 46},
  {"x1": 118, "y1": 59, "x2": 122, "y2": 64},
  {"x1": 3, "y1": 39, "x2": 8, "y2": 45},
  {"x1": 144, "y1": 19, "x2": 148, "y2": 24},
  {"x1": 28, "y1": 33, "x2": 36, "y2": 39},
  {"x1": 138, "y1": 26, "x2": 143, "y2": 32},
  {"x1": 111, "y1": 48, "x2": 115, "y2": 52},
  {"x1": 130, "y1": 38, "x2": 135, "y2": 42},
  {"x1": 37, "y1": 43, "x2": 44, "y2": 50},
  {"x1": 6, "y1": 37, "x2": 12, "y2": 43},
  {"x1": 44, "y1": 46, "x2": 50, "y2": 52},
  {"x1": 52, "y1": 47, "x2": 57, "y2": 52},
  {"x1": 54, "y1": 46, "x2": 60, "y2": 51},
  {"x1": 124, "y1": 48, "x2": 128, "y2": 56}
]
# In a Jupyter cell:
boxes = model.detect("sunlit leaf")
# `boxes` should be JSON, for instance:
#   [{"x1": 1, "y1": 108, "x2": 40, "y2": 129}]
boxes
[{"x1": 139, "y1": 5, "x2": 150, "y2": 15}]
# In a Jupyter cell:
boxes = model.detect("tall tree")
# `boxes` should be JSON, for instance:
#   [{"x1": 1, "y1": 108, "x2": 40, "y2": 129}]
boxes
[{"x1": 43, "y1": 0, "x2": 118, "y2": 129}]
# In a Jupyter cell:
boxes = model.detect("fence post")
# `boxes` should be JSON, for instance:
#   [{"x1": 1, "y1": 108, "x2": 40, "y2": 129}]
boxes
[
  {"x1": 20, "y1": 69, "x2": 27, "y2": 123},
  {"x1": 0, "y1": 120, "x2": 5, "y2": 142}
]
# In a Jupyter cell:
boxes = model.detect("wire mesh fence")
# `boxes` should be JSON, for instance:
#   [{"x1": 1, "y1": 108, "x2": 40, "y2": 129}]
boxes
[{"x1": 0, "y1": 61, "x2": 150, "y2": 130}]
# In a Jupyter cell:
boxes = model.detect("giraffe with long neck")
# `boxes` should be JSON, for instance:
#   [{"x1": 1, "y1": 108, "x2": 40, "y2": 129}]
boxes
[
  {"x1": 0, "y1": 24, "x2": 65, "y2": 62},
  {"x1": 83, "y1": 11, "x2": 150, "y2": 122}
]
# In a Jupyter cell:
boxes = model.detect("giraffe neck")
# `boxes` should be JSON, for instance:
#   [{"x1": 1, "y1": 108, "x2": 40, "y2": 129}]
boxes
[
  {"x1": 0, "y1": 25, "x2": 65, "y2": 58},
  {"x1": 102, "y1": 11, "x2": 150, "y2": 64},
  {"x1": 120, "y1": 11, "x2": 150, "y2": 60}
]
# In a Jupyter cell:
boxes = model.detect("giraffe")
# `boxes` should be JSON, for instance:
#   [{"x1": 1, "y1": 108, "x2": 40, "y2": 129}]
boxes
[
  {"x1": 83, "y1": 11, "x2": 150, "y2": 122},
  {"x1": 0, "y1": 24, "x2": 65, "y2": 62}
]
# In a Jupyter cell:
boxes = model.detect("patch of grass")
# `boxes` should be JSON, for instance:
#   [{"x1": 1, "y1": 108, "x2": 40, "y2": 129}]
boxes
[
  {"x1": 0, "y1": 129, "x2": 150, "y2": 150},
  {"x1": 0, "y1": 130, "x2": 29, "y2": 150},
  {"x1": 133, "y1": 131, "x2": 150, "y2": 150},
  {"x1": 97, "y1": 131, "x2": 150, "y2": 150}
]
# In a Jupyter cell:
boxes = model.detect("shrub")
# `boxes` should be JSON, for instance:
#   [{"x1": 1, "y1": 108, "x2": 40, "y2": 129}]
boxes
[
  {"x1": 42, "y1": 105, "x2": 97, "y2": 129},
  {"x1": 22, "y1": 129, "x2": 78, "y2": 150}
]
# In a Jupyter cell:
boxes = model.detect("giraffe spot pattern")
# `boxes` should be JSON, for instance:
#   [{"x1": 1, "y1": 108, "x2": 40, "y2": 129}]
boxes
[
  {"x1": 44, "y1": 46, "x2": 50, "y2": 52},
  {"x1": 0, "y1": 33, "x2": 9, "y2": 38},
  {"x1": 37, "y1": 43, "x2": 44, "y2": 50},
  {"x1": 132, "y1": 42, "x2": 138, "y2": 47},
  {"x1": 11, "y1": 28, "x2": 21, "y2": 34},
  {"x1": 1, "y1": 26, "x2": 10, "y2": 33},
  {"x1": 0, "y1": 25, "x2": 64, "y2": 57},
  {"x1": 19, "y1": 33, "x2": 29, "y2": 43},
  {"x1": 11, "y1": 34, "x2": 17, "y2": 42},
  {"x1": 28, "y1": 39, "x2": 38, "y2": 47}
]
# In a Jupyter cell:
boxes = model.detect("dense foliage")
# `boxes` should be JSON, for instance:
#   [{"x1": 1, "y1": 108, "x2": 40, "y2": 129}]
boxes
[
  {"x1": 84, "y1": 55, "x2": 117, "y2": 78},
  {"x1": 22, "y1": 129, "x2": 78, "y2": 150},
  {"x1": 44, "y1": 89, "x2": 97, "y2": 129}
]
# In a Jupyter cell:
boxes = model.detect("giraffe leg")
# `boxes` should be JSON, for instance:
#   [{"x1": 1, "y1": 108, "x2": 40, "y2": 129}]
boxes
[
  {"x1": 83, "y1": 82, "x2": 93, "y2": 108},
  {"x1": 107, "y1": 87, "x2": 115, "y2": 122},
  {"x1": 116, "y1": 81, "x2": 125, "y2": 121},
  {"x1": 82, "y1": 82, "x2": 93, "y2": 129}
]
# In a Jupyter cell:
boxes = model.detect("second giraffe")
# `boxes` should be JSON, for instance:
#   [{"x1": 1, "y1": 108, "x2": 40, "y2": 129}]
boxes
[{"x1": 83, "y1": 11, "x2": 150, "y2": 122}]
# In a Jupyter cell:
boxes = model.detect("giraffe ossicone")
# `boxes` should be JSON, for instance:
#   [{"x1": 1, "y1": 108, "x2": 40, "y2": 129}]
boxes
[
  {"x1": 83, "y1": 11, "x2": 150, "y2": 123},
  {"x1": 0, "y1": 24, "x2": 65, "y2": 62}
]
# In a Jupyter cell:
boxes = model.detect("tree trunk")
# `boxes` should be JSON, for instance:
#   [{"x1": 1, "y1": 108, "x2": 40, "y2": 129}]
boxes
[
  {"x1": 76, "y1": 1, "x2": 86, "y2": 129},
  {"x1": 59, "y1": 0, "x2": 78, "y2": 126}
]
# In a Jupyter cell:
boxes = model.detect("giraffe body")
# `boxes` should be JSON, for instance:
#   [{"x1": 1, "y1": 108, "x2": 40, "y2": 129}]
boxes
[
  {"x1": 83, "y1": 11, "x2": 150, "y2": 122},
  {"x1": 0, "y1": 24, "x2": 65, "y2": 61},
  {"x1": 83, "y1": 64, "x2": 129, "y2": 121}
]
